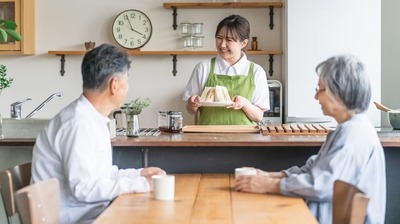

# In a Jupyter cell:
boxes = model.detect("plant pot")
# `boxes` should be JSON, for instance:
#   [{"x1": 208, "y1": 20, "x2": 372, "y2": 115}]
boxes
[{"x1": 126, "y1": 114, "x2": 140, "y2": 137}]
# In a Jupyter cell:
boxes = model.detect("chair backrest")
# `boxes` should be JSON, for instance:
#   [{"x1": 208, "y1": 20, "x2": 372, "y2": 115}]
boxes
[
  {"x1": 0, "y1": 162, "x2": 32, "y2": 223},
  {"x1": 333, "y1": 180, "x2": 370, "y2": 224},
  {"x1": 15, "y1": 178, "x2": 60, "y2": 224}
]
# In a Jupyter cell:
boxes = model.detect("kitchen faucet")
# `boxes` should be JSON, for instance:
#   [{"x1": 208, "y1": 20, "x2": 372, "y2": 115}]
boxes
[
  {"x1": 10, "y1": 98, "x2": 32, "y2": 119},
  {"x1": 25, "y1": 92, "x2": 63, "y2": 118}
]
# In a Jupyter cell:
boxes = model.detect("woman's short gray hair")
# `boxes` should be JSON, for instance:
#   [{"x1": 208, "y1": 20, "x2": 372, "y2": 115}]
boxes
[{"x1": 316, "y1": 55, "x2": 371, "y2": 113}]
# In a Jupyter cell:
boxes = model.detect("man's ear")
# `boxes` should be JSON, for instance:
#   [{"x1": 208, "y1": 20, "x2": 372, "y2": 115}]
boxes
[{"x1": 109, "y1": 77, "x2": 119, "y2": 95}]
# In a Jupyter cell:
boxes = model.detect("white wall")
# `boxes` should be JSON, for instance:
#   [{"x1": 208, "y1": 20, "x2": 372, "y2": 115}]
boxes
[
  {"x1": 382, "y1": 0, "x2": 400, "y2": 127},
  {"x1": 284, "y1": 0, "x2": 381, "y2": 126},
  {"x1": 0, "y1": 0, "x2": 282, "y2": 127},
  {"x1": 1, "y1": 0, "x2": 397, "y2": 128}
]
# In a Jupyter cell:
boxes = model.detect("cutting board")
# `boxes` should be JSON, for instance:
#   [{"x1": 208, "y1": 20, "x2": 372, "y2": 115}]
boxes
[{"x1": 182, "y1": 125, "x2": 260, "y2": 133}]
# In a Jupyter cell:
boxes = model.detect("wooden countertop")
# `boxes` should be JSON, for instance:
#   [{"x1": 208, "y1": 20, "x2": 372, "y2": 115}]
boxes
[
  {"x1": 1, "y1": 132, "x2": 400, "y2": 147},
  {"x1": 94, "y1": 174, "x2": 318, "y2": 224}
]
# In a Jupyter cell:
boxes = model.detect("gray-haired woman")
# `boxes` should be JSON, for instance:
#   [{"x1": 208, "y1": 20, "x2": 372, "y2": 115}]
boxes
[{"x1": 234, "y1": 55, "x2": 386, "y2": 224}]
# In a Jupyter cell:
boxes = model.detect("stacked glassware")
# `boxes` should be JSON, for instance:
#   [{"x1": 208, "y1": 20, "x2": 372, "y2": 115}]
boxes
[{"x1": 181, "y1": 23, "x2": 204, "y2": 49}]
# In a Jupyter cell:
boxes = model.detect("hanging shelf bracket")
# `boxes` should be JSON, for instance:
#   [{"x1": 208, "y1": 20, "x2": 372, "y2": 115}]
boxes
[
  {"x1": 268, "y1": 54, "x2": 275, "y2": 76},
  {"x1": 171, "y1": 7, "x2": 178, "y2": 30},
  {"x1": 172, "y1": 54, "x2": 177, "y2": 76},
  {"x1": 269, "y1": 6, "x2": 275, "y2": 30},
  {"x1": 56, "y1": 54, "x2": 66, "y2": 76}
]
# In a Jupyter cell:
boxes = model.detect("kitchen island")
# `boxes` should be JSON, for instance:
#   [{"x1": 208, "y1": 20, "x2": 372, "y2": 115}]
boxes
[{"x1": 1, "y1": 131, "x2": 400, "y2": 223}]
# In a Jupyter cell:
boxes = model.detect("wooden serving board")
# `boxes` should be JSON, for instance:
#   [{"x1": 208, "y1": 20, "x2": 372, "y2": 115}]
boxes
[
  {"x1": 182, "y1": 125, "x2": 260, "y2": 133},
  {"x1": 261, "y1": 124, "x2": 329, "y2": 136}
]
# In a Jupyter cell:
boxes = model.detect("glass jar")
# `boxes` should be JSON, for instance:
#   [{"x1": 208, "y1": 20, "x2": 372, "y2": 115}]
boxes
[
  {"x1": 158, "y1": 111, "x2": 169, "y2": 132},
  {"x1": 192, "y1": 23, "x2": 203, "y2": 35},
  {"x1": 183, "y1": 35, "x2": 194, "y2": 48},
  {"x1": 158, "y1": 111, "x2": 183, "y2": 132},
  {"x1": 194, "y1": 36, "x2": 204, "y2": 48},
  {"x1": 168, "y1": 111, "x2": 183, "y2": 132},
  {"x1": 181, "y1": 23, "x2": 192, "y2": 35}
]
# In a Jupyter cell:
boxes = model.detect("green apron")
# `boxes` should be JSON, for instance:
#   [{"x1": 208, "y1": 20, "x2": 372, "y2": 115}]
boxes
[{"x1": 199, "y1": 57, "x2": 256, "y2": 125}]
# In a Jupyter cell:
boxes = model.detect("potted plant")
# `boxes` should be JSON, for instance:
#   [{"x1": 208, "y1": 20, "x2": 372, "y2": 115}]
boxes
[
  {"x1": 0, "y1": 64, "x2": 14, "y2": 139},
  {"x1": 0, "y1": 20, "x2": 21, "y2": 43},
  {"x1": 0, "y1": 64, "x2": 13, "y2": 94},
  {"x1": 122, "y1": 97, "x2": 151, "y2": 137}
]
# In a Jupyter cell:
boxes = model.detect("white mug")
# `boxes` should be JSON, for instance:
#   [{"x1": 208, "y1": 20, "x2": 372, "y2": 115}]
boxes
[
  {"x1": 152, "y1": 175, "x2": 175, "y2": 200},
  {"x1": 235, "y1": 167, "x2": 257, "y2": 178}
]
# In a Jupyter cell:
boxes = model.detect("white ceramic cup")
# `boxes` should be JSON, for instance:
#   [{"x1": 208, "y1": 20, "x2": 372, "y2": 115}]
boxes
[
  {"x1": 152, "y1": 175, "x2": 175, "y2": 200},
  {"x1": 235, "y1": 167, "x2": 257, "y2": 178}
]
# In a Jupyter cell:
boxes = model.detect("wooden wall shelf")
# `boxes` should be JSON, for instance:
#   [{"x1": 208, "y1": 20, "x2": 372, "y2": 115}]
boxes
[
  {"x1": 163, "y1": 2, "x2": 283, "y2": 30},
  {"x1": 48, "y1": 50, "x2": 283, "y2": 76}
]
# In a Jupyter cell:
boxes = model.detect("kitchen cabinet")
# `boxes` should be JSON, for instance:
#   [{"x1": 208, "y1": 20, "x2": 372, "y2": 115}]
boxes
[{"x1": 0, "y1": 0, "x2": 35, "y2": 54}]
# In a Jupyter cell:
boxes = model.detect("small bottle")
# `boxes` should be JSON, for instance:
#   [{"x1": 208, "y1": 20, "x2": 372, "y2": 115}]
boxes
[{"x1": 251, "y1": 37, "x2": 258, "y2": 50}]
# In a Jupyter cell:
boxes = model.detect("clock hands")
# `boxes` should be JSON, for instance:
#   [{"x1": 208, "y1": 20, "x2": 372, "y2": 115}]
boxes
[
  {"x1": 131, "y1": 29, "x2": 143, "y2": 36},
  {"x1": 126, "y1": 18, "x2": 144, "y2": 36}
]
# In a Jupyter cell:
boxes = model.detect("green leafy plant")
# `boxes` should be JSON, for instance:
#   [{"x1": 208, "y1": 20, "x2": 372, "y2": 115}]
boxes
[
  {"x1": 0, "y1": 64, "x2": 13, "y2": 94},
  {"x1": 123, "y1": 97, "x2": 151, "y2": 115},
  {"x1": 0, "y1": 20, "x2": 21, "y2": 43}
]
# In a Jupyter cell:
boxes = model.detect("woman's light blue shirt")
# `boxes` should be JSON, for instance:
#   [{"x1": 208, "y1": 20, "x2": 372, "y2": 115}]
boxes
[{"x1": 280, "y1": 114, "x2": 386, "y2": 224}]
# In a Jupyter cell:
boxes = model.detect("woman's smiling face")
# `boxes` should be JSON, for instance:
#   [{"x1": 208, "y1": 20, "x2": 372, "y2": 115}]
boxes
[{"x1": 215, "y1": 26, "x2": 248, "y2": 65}]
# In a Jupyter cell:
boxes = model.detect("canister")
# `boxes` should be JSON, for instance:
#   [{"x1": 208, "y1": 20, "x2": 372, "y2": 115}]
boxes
[
  {"x1": 167, "y1": 111, "x2": 183, "y2": 132},
  {"x1": 194, "y1": 36, "x2": 204, "y2": 48},
  {"x1": 183, "y1": 35, "x2": 194, "y2": 48},
  {"x1": 181, "y1": 23, "x2": 192, "y2": 35},
  {"x1": 158, "y1": 111, "x2": 169, "y2": 132},
  {"x1": 192, "y1": 23, "x2": 203, "y2": 35}
]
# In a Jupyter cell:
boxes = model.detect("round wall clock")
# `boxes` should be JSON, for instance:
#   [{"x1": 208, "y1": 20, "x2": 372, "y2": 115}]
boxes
[{"x1": 112, "y1": 9, "x2": 153, "y2": 49}]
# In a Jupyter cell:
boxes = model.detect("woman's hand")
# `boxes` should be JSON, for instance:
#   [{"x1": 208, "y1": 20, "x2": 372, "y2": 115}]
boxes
[
  {"x1": 227, "y1": 95, "x2": 250, "y2": 110},
  {"x1": 234, "y1": 175, "x2": 281, "y2": 194},
  {"x1": 187, "y1": 95, "x2": 200, "y2": 113},
  {"x1": 227, "y1": 95, "x2": 264, "y2": 122},
  {"x1": 140, "y1": 167, "x2": 166, "y2": 186}
]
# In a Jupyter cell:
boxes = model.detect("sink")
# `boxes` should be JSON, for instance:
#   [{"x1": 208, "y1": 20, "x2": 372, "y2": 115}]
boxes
[{"x1": 2, "y1": 118, "x2": 50, "y2": 138}]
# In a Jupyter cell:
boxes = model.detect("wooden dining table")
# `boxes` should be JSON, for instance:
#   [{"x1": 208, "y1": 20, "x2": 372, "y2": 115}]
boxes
[{"x1": 94, "y1": 174, "x2": 318, "y2": 224}]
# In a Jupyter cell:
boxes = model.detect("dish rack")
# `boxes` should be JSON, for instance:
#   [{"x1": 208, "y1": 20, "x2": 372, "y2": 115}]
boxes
[{"x1": 261, "y1": 123, "x2": 330, "y2": 136}]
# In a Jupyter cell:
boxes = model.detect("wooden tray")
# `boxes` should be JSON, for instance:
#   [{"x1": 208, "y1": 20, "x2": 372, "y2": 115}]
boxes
[
  {"x1": 261, "y1": 124, "x2": 329, "y2": 136},
  {"x1": 182, "y1": 125, "x2": 260, "y2": 133}
]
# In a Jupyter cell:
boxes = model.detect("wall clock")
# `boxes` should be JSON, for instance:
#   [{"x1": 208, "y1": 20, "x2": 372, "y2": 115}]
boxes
[{"x1": 112, "y1": 9, "x2": 153, "y2": 49}]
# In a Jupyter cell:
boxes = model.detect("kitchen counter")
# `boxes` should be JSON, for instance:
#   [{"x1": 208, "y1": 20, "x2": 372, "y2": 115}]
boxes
[
  {"x1": 2, "y1": 131, "x2": 400, "y2": 147},
  {"x1": 2, "y1": 130, "x2": 400, "y2": 223}
]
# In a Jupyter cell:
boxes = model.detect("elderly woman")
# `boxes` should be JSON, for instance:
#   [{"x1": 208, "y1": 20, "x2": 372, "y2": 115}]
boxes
[{"x1": 234, "y1": 55, "x2": 386, "y2": 224}]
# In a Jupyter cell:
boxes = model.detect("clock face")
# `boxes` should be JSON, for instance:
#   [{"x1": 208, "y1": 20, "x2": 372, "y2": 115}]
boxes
[{"x1": 112, "y1": 10, "x2": 153, "y2": 49}]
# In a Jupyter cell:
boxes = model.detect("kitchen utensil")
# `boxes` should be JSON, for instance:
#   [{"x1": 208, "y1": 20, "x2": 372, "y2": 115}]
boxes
[{"x1": 373, "y1": 102, "x2": 392, "y2": 112}]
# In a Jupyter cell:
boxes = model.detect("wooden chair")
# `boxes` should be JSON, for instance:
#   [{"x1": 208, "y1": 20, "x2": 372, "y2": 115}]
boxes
[
  {"x1": 15, "y1": 178, "x2": 60, "y2": 224},
  {"x1": 333, "y1": 180, "x2": 370, "y2": 224},
  {"x1": 0, "y1": 162, "x2": 32, "y2": 224}
]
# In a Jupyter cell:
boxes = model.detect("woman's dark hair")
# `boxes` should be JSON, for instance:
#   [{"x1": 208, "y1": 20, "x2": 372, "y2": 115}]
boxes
[
  {"x1": 215, "y1": 14, "x2": 250, "y2": 42},
  {"x1": 81, "y1": 43, "x2": 131, "y2": 92}
]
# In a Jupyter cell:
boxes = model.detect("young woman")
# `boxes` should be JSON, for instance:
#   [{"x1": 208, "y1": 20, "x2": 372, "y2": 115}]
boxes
[{"x1": 182, "y1": 15, "x2": 270, "y2": 125}]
